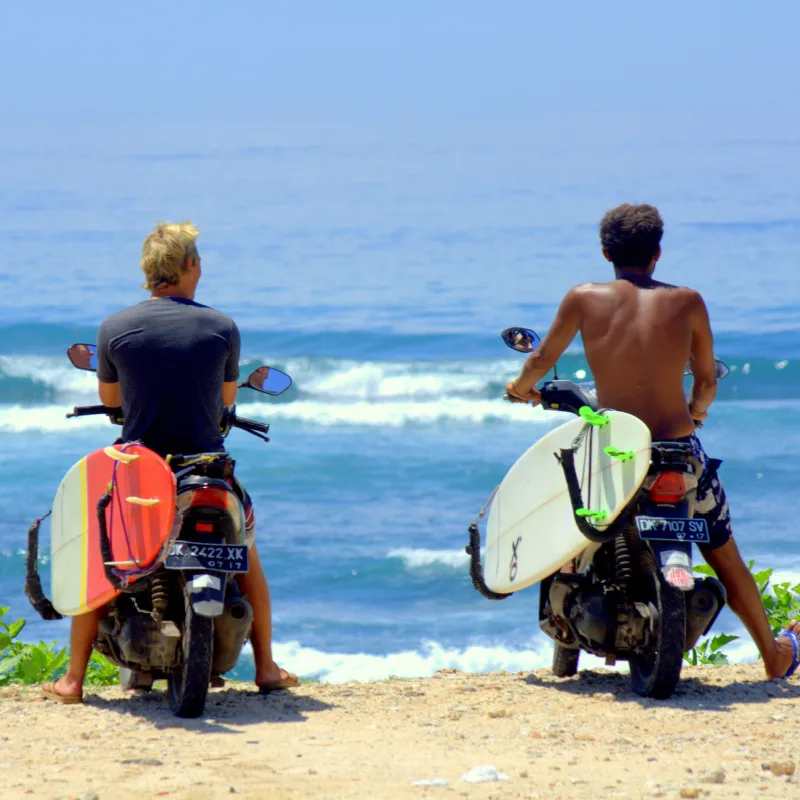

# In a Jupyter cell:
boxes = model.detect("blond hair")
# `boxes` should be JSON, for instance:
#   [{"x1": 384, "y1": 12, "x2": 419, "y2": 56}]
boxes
[{"x1": 140, "y1": 221, "x2": 200, "y2": 291}]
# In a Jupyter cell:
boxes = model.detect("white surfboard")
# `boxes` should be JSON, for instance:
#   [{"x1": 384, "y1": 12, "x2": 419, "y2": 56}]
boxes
[{"x1": 484, "y1": 409, "x2": 652, "y2": 594}]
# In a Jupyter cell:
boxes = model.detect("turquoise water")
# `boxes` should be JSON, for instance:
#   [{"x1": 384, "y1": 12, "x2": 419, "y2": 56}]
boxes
[{"x1": 2, "y1": 111, "x2": 799, "y2": 680}]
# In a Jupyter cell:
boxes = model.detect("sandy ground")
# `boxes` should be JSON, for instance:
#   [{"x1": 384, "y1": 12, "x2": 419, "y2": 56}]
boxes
[{"x1": 1, "y1": 663, "x2": 800, "y2": 800}]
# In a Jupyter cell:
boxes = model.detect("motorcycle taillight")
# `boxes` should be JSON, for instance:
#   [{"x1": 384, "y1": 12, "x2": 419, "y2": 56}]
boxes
[
  {"x1": 649, "y1": 471, "x2": 686, "y2": 503},
  {"x1": 189, "y1": 486, "x2": 230, "y2": 509}
]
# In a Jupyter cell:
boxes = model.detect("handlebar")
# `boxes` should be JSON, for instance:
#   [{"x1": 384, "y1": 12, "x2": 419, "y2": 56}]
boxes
[
  {"x1": 232, "y1": 415, "x2": 270, "y2": 436},
  {"x1": 66, "y1": 405, "x2": 272, "y2": 442},
  {"x1": 506, "y1": 382, "x2": 707, "y2": 427},
  {"x1": 66, "y1": 405, "x2": 122, "y2": 419}
]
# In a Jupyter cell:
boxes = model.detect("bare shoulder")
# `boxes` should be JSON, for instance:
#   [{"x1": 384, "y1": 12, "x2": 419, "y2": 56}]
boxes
[
  {"x1": 672, "y1": 285, "x2": 708, "y2": 312},
  {"x1": 566, "y1": 282, "x2": 603, "y2": 300}
]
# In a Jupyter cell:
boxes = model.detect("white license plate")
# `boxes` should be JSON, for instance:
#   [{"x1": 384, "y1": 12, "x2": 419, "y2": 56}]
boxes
[
  {"x1": 165, "y1": 541, "x2": 249, "y2": 573},
  {"x1": 635, "y1": 517, "x2": 710, "y2": 543}
]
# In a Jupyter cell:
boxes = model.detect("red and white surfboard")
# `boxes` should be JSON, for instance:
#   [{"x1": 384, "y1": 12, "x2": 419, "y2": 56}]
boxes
[{"x1": 50, "y1": 444, "x2": 176, "y2": 616}]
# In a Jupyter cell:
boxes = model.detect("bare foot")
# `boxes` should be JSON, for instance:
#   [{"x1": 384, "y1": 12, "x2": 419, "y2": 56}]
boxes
[{"x1": 210, "y1": 675, "x2": 226, "y2": 689}]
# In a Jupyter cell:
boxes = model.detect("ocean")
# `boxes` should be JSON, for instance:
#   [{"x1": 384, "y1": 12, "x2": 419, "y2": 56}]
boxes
[{"x1": 2, "y1": 110, "x2": 799, "y2": 682}]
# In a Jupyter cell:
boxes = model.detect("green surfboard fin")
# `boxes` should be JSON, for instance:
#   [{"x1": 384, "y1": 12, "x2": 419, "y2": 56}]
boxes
[
  {"x1": 576, "y1": 508, "x2": 608, "y2": 522},
  {"x1": 578, "y1": 406, "x2": 609, "y2": 427},
  {"x1": 603, "y1": 445, "x2": 634, "y2": 462}
]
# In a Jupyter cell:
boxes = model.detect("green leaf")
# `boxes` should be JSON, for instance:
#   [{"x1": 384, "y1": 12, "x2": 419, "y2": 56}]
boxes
[
  {"x1": 0, "y1": 652, "x2": 26, "y2": 677},
  {"x1": 692, "y1": 564, "x2": 717, "y2": 577},
  {"x1": 709, "y1": 633, "x2": 739, "y2": 652}
]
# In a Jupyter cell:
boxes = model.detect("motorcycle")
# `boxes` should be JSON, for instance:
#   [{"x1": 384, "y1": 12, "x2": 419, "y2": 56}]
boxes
[
  {"x1": 466, "y1": 327, "x2": 730, "y2": 699},
  {"x1": 24, "y1": 343, "x2": 291, "y2": 718}
]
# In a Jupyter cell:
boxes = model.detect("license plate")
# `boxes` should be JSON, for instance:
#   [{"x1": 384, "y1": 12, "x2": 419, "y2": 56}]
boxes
[
  {"x1": 635, "y1": 517, "x2": 710, "y2": 543},
  {"x1": 165, "y1": 541, "x2": 249, "y2": 573}
]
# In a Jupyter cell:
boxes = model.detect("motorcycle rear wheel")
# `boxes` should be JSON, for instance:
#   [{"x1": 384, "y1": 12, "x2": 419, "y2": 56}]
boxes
[
  {"x1": 629, "y1": 552, "x2": 686, "y2": 699},
  {"x1": 168, "y1": 597, "x2": 213, "y2": 718},
  {"x1": 552, "y1": 643, "x2": 580, "y2": 677}
]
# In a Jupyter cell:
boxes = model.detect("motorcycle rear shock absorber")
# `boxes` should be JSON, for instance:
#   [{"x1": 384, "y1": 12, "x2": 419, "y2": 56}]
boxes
[
  {"x1": 614, "y1": 528, "x2": 635, "y2": 590},
  {"x1": 151, "y1": 571, "x2": 169, "y2": 623}
]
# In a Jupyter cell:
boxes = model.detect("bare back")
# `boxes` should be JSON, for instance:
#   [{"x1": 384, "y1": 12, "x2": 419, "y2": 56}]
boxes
[{"x1": 577, "y1": 279, "x2": 701, "y2": 439}]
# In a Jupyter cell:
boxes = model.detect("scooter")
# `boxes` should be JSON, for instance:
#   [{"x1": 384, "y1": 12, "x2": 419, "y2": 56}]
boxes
[
  {"x1": 24, "y1": 344, "x2": 290, "y2": 717},
  {"x1": 467, "y1": 328, "x2": 730, "y2": 699}
]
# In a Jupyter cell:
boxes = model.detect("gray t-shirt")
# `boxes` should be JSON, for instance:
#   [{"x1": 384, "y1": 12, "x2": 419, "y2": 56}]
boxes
[{"x1": 96, "y1": 297, "x2": 240, "y2": 456}]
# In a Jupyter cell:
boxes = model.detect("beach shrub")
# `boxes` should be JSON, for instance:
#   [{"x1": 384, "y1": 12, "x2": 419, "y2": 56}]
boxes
[
  {"x1": 685, "y1": 561, "x2": 800, "y2": 665},
  {"x1": 684, "y1": 633, "x2": 739, "y2": 666},
  {"x1": 0, "y1": 606, "x2": 118, "y2": 686}
]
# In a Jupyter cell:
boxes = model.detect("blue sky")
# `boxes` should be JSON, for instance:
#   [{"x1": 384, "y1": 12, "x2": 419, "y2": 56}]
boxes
[{"x1": 1, "y1": 1, "x2": 797, "y2": 116}]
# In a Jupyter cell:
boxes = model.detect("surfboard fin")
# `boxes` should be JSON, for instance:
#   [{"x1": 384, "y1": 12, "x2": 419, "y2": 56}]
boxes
[
  {"x1": 125, "y1": 497, "x2": 160, "y2": 506},
  {"x1": 576, "y1": 508, "x2": 608, "y2": 522},
  {"x1": 578, "y1": 407, "x2": 609, "y2": 427},
  {"x1": 103, "y1": 446, "x2": 140, "y2": 464},
  {"x1": 603, "y1": 446, "x2": 634, "y2": 462}
]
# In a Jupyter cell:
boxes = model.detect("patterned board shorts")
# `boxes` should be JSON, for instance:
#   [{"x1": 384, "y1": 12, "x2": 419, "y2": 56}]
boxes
[
  {"x1": 230, "y1": 476, "x2": 257, "y2": 548},
  {"x1": 662, "y1": 433, "x2": 732, "y2": 552}
]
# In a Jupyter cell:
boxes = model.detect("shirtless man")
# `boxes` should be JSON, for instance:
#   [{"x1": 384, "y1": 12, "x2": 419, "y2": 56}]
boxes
[{"x1": 505, "y1": 203, "x2": 799, "y2": 679}]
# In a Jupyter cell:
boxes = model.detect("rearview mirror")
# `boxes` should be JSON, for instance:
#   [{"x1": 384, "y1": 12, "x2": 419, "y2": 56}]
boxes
[
  {"x1": 242, "y1": 366, "x2": 293, "y2": 396},
  {"x1": 67, "y1": 343, "x2": 98, "y2": 372},
  {"x1": 501, "y1": 327, "x2": 541, "y2": 353},
  {"x1": 684, "y1": 359, "x2": 730, "y2": 382}
]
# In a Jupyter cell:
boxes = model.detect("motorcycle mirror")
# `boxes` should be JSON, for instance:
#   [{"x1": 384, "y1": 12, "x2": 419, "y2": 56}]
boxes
[
  {"x1": 67, "y1": 343, "x2": 98, "y2": 372},
  {"x1": 684, "y1": 358, "x2": 730, "y2": 382},
  {"x1": 501, "y1": 327, "x2": 541, "y2": 353},
  {"x1": 501, "y1": 326, "x2": 559, "y2": 379},
  {"x1": 242, "y1": 365, "x2": 293, "y2": 396}
]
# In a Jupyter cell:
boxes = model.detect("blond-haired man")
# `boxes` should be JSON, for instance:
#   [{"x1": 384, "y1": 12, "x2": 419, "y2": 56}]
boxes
[{"x1": 42, "y1": 222, "x2": 298, "y2": 702}]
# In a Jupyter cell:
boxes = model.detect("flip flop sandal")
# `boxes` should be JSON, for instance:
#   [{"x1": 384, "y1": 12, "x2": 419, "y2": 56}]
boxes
[
  {"x1": 41, "y1": 682, "x2": 83, "y2": 705},
  {"x1": 779, "y1": 629, "x2": 800, "y2": 679},
  {"x1": 258, "y1": 675, "x2": 300, "y2": 694}
]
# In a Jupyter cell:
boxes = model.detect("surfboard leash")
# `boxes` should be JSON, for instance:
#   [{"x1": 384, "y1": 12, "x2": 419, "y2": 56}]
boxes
[
  {"x1": 23, "y1": 509, "x2": 63, "y2": 621},
  {"x1": 465, "y1": 485, "x2": 512, "y2": 601}
]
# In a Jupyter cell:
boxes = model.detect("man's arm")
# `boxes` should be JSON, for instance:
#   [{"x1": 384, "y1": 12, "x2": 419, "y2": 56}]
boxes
[
  {"x1": 507, "y1": 287, "x2": 582, "y2": 402},
  {"x1": 223, "y1": 381, "x2": 238, "y2": 407},
  {"x1": 222, "y1": 320, "x2": 242, "y2": 409},
  {"x1": 96, "y1": 322, "x2": 123, "y2": 407},
  {"x1": 98, "y1": 381, "x2": 122, "y2": 408},
  {"x1": 687, "y1": 292, "x2": 717, "y2": 422}
]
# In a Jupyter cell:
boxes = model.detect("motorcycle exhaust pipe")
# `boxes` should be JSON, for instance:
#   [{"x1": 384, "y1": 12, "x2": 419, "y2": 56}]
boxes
[
  {"x1": 684, "y1": 577, "x2": 727, "y2": 652},
  {"x1": 212, "y1": 596, "x2": 254, "y2": 676}
]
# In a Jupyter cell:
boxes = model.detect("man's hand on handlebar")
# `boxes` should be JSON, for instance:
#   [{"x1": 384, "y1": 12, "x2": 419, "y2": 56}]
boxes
[
  {"x1": 688, "y1": 402, "x2": 708, "y2": 428},
  {"x1": 505, "y1": 380, "x2": 541, "y2": 406}
]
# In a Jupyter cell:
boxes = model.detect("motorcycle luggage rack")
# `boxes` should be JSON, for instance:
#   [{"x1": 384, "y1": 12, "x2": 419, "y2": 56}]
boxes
[{"x1": 649, "y1": 442, "x2": 701, "y2": 477}]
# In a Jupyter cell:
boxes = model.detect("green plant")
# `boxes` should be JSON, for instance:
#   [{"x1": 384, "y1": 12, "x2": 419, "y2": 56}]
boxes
[
  {"x1": 684, "y1": 633, "x2": 739, "y2": 666},
  {"x1": 0, "y1": 606, "x2": 118, "y2": 687},
  {"x1": 684, "y1": 560, "x2": 800, "y2": 665}
]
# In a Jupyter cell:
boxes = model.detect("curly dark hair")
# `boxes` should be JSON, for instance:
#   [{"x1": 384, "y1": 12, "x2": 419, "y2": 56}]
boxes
[{"x1": 599, "y1": 204, "x2": 664, "y2": 268}]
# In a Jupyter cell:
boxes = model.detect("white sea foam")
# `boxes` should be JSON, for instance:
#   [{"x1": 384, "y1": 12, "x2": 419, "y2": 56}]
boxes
[
  {"x1": 267, "y1": 640, "x2": 552, "y2": 683},
  {"x1": 294, "y1": 360, "x2": 506, "y2": 400},
  {"x1": 0, "y1": 404, "x2": 112, "y2": 432},
  {"x1": 1, "y1": 351, "x2": 785, "y2": 407},
  {"x1": 0, "y1": 355, "x2": 97, "y2": 395},
  {"x1": 256, "y1": 633, "x2": 777, "y2": 683},
  {"x1": 238, "y1": 398, "x2": 553, "y2": 427},
  {"x1": 0, "y1": 399, "x2": 556, "y2": 433},
  {"x1": 388, "y1": 548, "x2": 470, "y2": 569}
]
